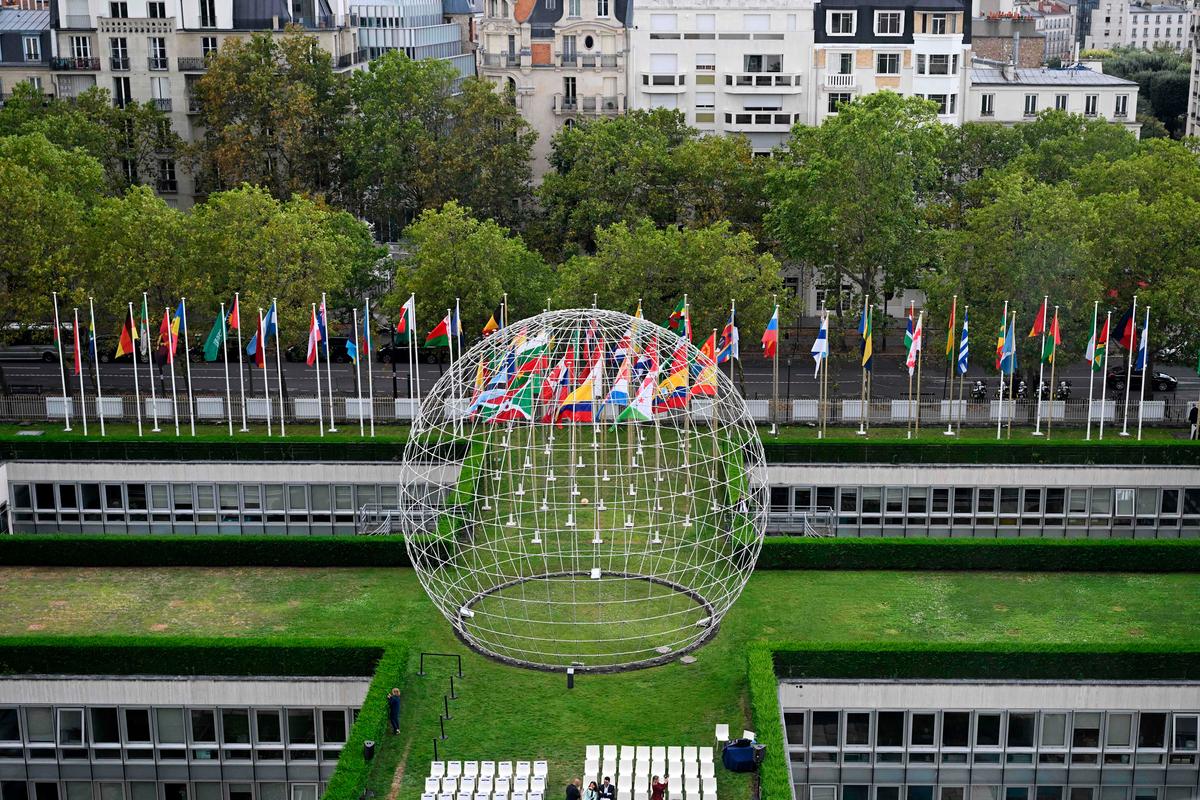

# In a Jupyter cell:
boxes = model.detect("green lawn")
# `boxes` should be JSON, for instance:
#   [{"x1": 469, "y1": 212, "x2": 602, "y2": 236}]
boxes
[{"x1": 3, "y1": 567, "x2": 1199, "y2": 800}]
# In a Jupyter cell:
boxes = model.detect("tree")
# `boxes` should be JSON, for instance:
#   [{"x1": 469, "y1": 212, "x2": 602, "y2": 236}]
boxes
[
  {"x1": 1097, "y1": 46, "x2": 1190, "y2": 137},
  {"x1": 192, "y1": 30, "x2": 348, "y2": 199},
  {"x1": 767, "y1": 92, "x2": 947, "y2": 321},
  {"x1": 1008, "y1": 109, "x2": 1139, "y2": 185},
  {"x1": 552, "y1": 218, "x2": 782, "y2": 342},
  {"x1": 392, "y1": 201, "x2": 553, "y2": 336}
]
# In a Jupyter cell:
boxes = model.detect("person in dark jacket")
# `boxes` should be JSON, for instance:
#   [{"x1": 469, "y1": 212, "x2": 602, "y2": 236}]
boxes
[
  {"x1": 566, "y1": 779, "x2": 582, "y2": 800},
  {"x1": 1189, "y1": 403, "x2": 1198, "y2": 440},
  {"x1": 598, "y1": 778, "x2": 616, "y2": 800},
  {"x1": 651, "y1": 776, "x2": 668, "y2": 800},
  {"x1": 387, "y1": 687, "x2": 402, "y2": 734}
]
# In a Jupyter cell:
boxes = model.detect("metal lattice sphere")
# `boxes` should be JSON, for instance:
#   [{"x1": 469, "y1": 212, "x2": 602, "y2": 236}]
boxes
[{"x1": 400, "y1": 308, "x2": 768, "y2": 671}]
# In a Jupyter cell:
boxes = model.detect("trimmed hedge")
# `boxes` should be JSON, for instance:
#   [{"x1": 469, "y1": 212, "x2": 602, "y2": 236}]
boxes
[
  {"x1": 748, "y1": 642, "x2": 1200, "y2": 800},
  {"x1": 4, "y1": 535, "x2": 1200, "y2": 571},
  {"x1": 0, "y1": 637, "x2": 384, "y2": 676},
  {"x1": 323, "y1": 644, "x2": 408, "y2": 800}
]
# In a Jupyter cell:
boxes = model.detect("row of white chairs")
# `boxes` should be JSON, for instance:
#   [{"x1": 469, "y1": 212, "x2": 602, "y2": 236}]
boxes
[
  {"x1": 585, "y1": 747, "x2": 713, "y2": 765},
  {"x1": 421, "y1": 793, "x2": 545, "y2": 800},
  {"x1": 584, "y1": 760, "x2": 714, "y2": 782},
  {"x1": 578, "y1": 776, "x2": 716, "y2": 797},
  {"x1": 426, "y1": 778, "x2": 547, "y2": 796},
  {"x1": 431, "y1": 762, "x2": 548, "y2": 781}
]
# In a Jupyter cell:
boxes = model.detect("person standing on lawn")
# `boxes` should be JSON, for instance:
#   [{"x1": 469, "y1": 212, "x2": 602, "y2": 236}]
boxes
[
  {"x1": 651, "y1": 776, "x2": 668, "y2": 800},
  {"x1": 387, "y1": 687, "x2": 401, "y2": 734},
  {"x1": 566, "y1": 778, "x2": 582, "y2": 800}
]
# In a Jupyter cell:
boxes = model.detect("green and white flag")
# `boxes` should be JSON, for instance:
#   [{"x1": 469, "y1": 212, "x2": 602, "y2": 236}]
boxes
[
  {"x1": 616, "y1": 373, "x2": 655, "y2": 423},
  {"x1": 203, "y1": 311, "x2": 225, "y2": 362}
]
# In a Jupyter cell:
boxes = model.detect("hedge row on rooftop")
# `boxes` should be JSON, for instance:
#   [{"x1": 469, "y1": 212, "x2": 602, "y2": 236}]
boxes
[{"x1": 2, "y1": 535, "x2": 1198, "y2": 571}]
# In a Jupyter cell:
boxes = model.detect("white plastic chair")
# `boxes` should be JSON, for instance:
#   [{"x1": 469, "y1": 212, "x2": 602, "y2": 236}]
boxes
[
  {"x1": 682, "y1": 747, "x2": 697, "y2": 764},
  {"x1": 620, "y1": 746, "x2": 635, "y2": 762},
  {"x1": 602, "y1": 761, "x2": 616, "y2": 780},
  {"x1": 421, "y1": 793, "x2": 435, "y2": 800},
  {"x1": 584, "y1": 759, "x2": 600, "y2": 780},
  {"x1": 603, "y1": 745, "x2": 618, "y2": 761},
  {"x1": 473, "y1": 793, "x2": 489, "y2": 800},
  {"x1": 666, "y1": 747, "x2": 681, "y2": 762},
  {"x1": 464, "y1": 763, "x2": 479, "y2": 779},
  {"x1": 742, "y1": 730, "x2": 756, "y2": 742},
  {"x1": 699, "y1": 748, "x2": 714, "y2": 765},
  {"x1": 499, "y1": 763, "x2": 514, "y2": 780},
  {"x1": 702, "y1": 778, "x2": 716, "y2": 796},
  {"x1": 587, "y1": 745, "x2": 601, "y2": 761},
  {"x1": 685, "y1": 778, "x2": 699, "y2": 795},
  {"x1": 650, "y1": 747, "x2": 666, "y2": 762},
  {"x1": 634, "y1": 792, "x2": 649, "y2": 800},
  {"x1": 530, "y1": 778, "x2": 545, "y2": 794},
  {"x1": 618, "y1": 759, "x2": 633, "y2": 777},
  {"x1": 513, "y1": 778, "x2": 528, "y2": 795},
  {"x1": 478, "y1": 779, "x2": 494, "y2": 796},
  {"x1": 533, "y1": 762, "x2": 548, "y2": 778},
  {"x1": 635, "y1": 776, "x2": 649, "y2": 794},
  {"x1": 481, "y1": 762, "x2": 496, "y2": 779},
  {"x1": 495, "y1": 779, "x2": 511, "y2": 797},
  {"x1": 512, "y1": 793, "x2": 526, "y2": 800},
  {"x1": 459, "y1": 779, "x2": 476, "y2": 796},
  {"x1": 448, "y1": 762, "x2": 463, "y2": 779},
  {"x1": 441, "y1": 778, "x2": 459, "y2": 794},
  {"x1": 437, "y1": 793, "x2": 453, "y2": 800},
  {"x1": 431, "y1": 763, "x2": 447, "y2": 779},
  {"x1": 667, "y1": 762, "x2": 682, "y2": 781},
  {"x1": 634, "y1": 762, "x2": 649, "y2": 778},
  {"x1": 529, "y1": 793, "x2": 543, "y2": 800},
  {"x1": 650, "y1": 760, "x2": 665, "y2": 778},
  {"x1": 426, "y1": 779, "x2": 442, "y2": 795},
  {"x1": 714, "y1": 725, "x2": 729, "y2": 744},
  {"x1": 699, "y1": 763, "x2": 714, "y2": 780},
  {"x1": 635, "y1": 746, "x2": 650, "y2": 762},
  {"x1": 682, "y1": 762, "x2": 698, "y2": 779},
  {"x1": 455, "y1": 792, "x2": 471, "y2": 800}
]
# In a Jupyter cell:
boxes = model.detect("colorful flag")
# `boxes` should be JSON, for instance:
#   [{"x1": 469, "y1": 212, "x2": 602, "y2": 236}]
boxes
[
  {"x1": 1114, "y1": 305, "x2": 1136, "y2": 350},
  {"x1": 1042, "y1": 309, "x2": 1061, "y2": 364},
  {"x1": 251, "y1": 313, "x2": 266, "y2": 369},
  {"x1": 906, "y1": 312, "x2": 923, "y2": 375},
  {"x1": 691, "y1": 332, "x2": 718, "y2": 398},
  {"x1": 859, "y1": 305, "x2": 873, "y2": 372},
  {"x1": 634, "y1": 300, "x2": 644, "y2": 320},
  {"x1": 606, "y1": 356, "x2": 633, "y2": 406},
  {"x1": 263, "y1": 302, "x2": 277, "y2": 339},
  {"x1": 557, "y1": 377, "x2": 595, "y2": 423},
  {"x1": 203, "y1": 310, "x2": 225, "y2": 362},
  {"x1": 666, "y1": 298, "x2": 687, "y2": 335},
  {"x1": 717, "y1": 306, "x2": 739, "y2": 363},
  {"x1": 1086, "y1": 315, "x2": 1108, "y2": 373},
  {"x1": 72, "y1": 318, "x2": 82, "y2": 375},
  {"x1": 306, "y1": 306, "x2": 322, "y2": 366},
  {"x1": 903, "y1": 306, "x2": 914, "y2": 367},
  {"x1": 957, "y1": 309, "x2": 970, "y2": 375},
  {"x1": 317, "y1": 298, "x2": 329, "y2": 350},
  {"x1": 1028, "y1": 297, "x2": 1048, "y2": 338},
  {"x1": 945, "y1": 296, "x2": 957, "y2": 363},
  {"x1": 810, "y1": 312, "x2": 828, "y2": 378},
  {"x1": 482, "y1": 303, "x2": 504, "y2": 337},
  {"x1": 115, "y1": 313, "x2": 137, "y2": 360},
  {"x1": 495, "y1": 376, "x2": 540, "y2": 422},
  {"x1": 994, "y1": 312, "x2": 1007, "y2": 371},
  {"x1": 655, "y1": 339, "x2": 689, "y2": 410},
  {"x1": 423, "y1": 314, "x2": 451, "y2": 348},
  {"x1": 396, "y1": 295, "x2": 416, "y2": 342},
  {"x1": 617, "y1": 372, "x2": 656, "y2": 423},
  {"x1": 762, "y1": 306, "x2": 779, "y2": 359},
  {"x1": 1135, "y1": 310, "x2": 1149, "y2": 371},
  {"x1": 228, "y1": 296, "x2": 240, "y2": 330},
  {"x1": 516, "y1": 330, "x2": 552, "y2": 374},
  {"x1": 1000, "y1": 316, "x2": 1017, "y2": 375},
  {"x1": 160, "y1": 309, "x2": 177, "y2": 364}
]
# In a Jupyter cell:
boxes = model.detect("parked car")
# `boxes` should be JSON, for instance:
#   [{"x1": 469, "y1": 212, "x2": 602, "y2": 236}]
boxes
[
  {"x1": 0, "y1": 325, "x2": 60, "y2": 363},
  {"x1": 284, "y1": 336, "x2": 354, "y2": 364},
  {"x1": 1105, "y1": 367, "x2": 1177, "y2": 393}
]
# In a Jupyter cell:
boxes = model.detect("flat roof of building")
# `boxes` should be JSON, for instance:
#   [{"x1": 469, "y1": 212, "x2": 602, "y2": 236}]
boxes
[{"x1": 971, "y1": 64, "x2": 1139, "y2": 86}]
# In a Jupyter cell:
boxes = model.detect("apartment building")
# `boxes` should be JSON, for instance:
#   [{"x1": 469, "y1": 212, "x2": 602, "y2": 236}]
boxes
[
  {"x1": 1187, "y1": 12, "x2": 1198, "y2": 136},
  {"x1": 626, "y1": 0, "x2": 815, "y2": 154},
  {"x1": 477, "y1": 0, "x2": 630, "y2": 176},
  {"x1": 349, "y1": 0, "x2": 475, "y2": 77},
  {"x1": 1026, "y1": 1, "x2": 1075, "y2": 61},
  {"x1": 812, "y1": 0, "x2": 972, "y2": 124},
  {"x1": 0, "y1": 7, "x2": 51, "y2": 95},
  {"x1": 1083, "y1": 0, "x2": 1191, "y2": 51},
  {"x1": 967, "y1": 60, "x2": 1140, "y2": 134}
]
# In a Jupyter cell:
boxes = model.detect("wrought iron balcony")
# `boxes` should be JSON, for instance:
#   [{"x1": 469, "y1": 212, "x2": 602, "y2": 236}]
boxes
[
  {"x1": 51, "y1": 56, "x2": 101, "y2": 70},
  {"x1": 177, "y1": 56, "x2": 208, "y2": 70}
]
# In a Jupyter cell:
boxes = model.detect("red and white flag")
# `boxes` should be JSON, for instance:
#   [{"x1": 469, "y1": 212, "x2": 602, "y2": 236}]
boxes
[{"x1": 306, "y1": 306, "x2": 322, "y2": 367}]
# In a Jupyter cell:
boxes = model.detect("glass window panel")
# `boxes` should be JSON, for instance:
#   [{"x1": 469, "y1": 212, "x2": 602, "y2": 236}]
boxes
[
  {"x1": 1046, "y1": 488, "x2": 1065, "y2": 515},
  {"x1": 292, "y1": 788, "x2": 317, "y2": 800},
  {"x1": 941, "y1": 790, "x2": 964, "y2": 800},
  {"x1": 243, "y1": 485, "x2": 262, "y2": 509},
  {"x1": 971, "y1": 789, "x2": 1000, "y2": 800},
  {"x1": 1000, "y1": 488, "x2": 1019, "y2": 514},
  {"x1": 219, "y1": 485, "x2": 240, "y2": 509},
  {"x1": 1008, "y1": 713, "x2": 1036, "y2": 748},
  {"x1": 907, "y1": 789, "x2": 933, "y2": 800},
  {"x1": 321, "y1": 710, "x2": 346, "y2": 743},
  {"x1": 256, "y1": 710, "x2": 281, "y2": 743},
  {"x1": 908, "y1": 488, "x2": 927, "y2": 514},
  {"x1": 190, "y1": 710, "x2": 216, "y2": 742},
  {"x1": 194, "y1": 785, "x2": 220, "y2": 800},
  {"x1": 878, "y1": 711, "x2": 904, "y2": 747},
  {"x1": 911, "y1": 713, "x2": 936, "y2": 746},
  {"x1": 35, "y1": 483, "x2": 55, "y2": 509},
  {"x1": 129, "y1": 785, "x2": 156, "y2": 800},
  {"x1": 1138, "y1": 713, "x2": 1166, "y2": 748},
  {"x1": 1161, "y1": 490, "x2": 1179, "y2": 514},
  {"x1": 0, "y1": 709, "x2": 17, "y2": 741},
  {"x1": 845, "y1": 712, "x2": 870, "y2": 746},
  {"x1": 1023, "y1": 488, "x2": 1042, "y2": 513},
  {"x1": 222, "y1": 710, "x2": 250, "y2": 744},
  {"x1": 1074, "y1": 712, "x2": 1101, "y2": 747},
  {"x1": 792, "y1": 488, "x2": 812, "y2": 509},
  {"x1": 840, "y1": 489, "x2": 858, "y2": 513},
  {"x1": 1174, "y1": 715, "x2": 1198, "y2": 750},
  {"x1": 817, "y1": 487, "x2": 836, "y2": 510},
  {"x1": 64, "y1": 786, "x2": 90, "y2": 800},
  {"x1": 57, "y1": 709, "x2": 84, "y2": 745},
  {"x1": 26, "y1": 708, "x2": 54, "y2": 742},
  {"x1": 127, "y1": 484, "x2": 146, "y2": 510},
  {"x1": 311, "y1": 485, "x2": 331, "y2": 511},
  {"x1": 943, "y1": 712, "x2": 969, "y2": 747},
  {"x1": 150, "y1": 484, "x2": 170, "y2": 509},
  {"x1": 770, "y1": 487, "x2": 789, "y2": 511},
  {"x1": 81, "y1": 484, "x2": 101, "y2": 510},
  {"x1": 172, "y1": 484, "x2": 193, "y2": 510},
  {"x1": 1106, "y1": 713, "x2": 1133, "y2": 747},
  {"x1": 90, "y1": 708, "x2": 119, "y2": 743},
  {"x1": 811, "y1": 711, "x2": 838, "y2": 747},
  {"x1": 862, "y1": 488, "x2": 881, "y2": 514},
  {"x1": 932, "y1": 488, "x2": 949, "y2": 513},
  {"x1": 258, "y1": 786, "x2": 285, "y2": 800},
  {"x1": 265, "y1": 485, "x2": 285, "y2": 511},
  {"x1": 12, "y1": 485, "x2": 31, "y2": 509},
  {"x1": 58, "y1": 483, "x2": 78, "y2": 508},
  {"x1": 1006, "y1": 791, "x2": 1029, "y2": 800},
  {"x1": 1136, "y1": 487, "x2": 1156, "y2": 515},
  {"x1": 953, "y1": 488, "x2": 972, "y2": 514},
  {"x1": 977, "y1": 489, "x2": 995, "y2": 513},
  {"x1": 98, "y1": 785, "x2": 123, "y2": 800},
  {"x1": 1043, "y1": 713, "x2": 1068, "y2": 747},
  {"x1": 124, "y1": 709, "x2": 151, "y2": 742},
  {"x1": 287, "y1": 710, "x2": 316, "y2": 745},
  {"x1": 784, "y1": 712, "x2": 805, "y2": 744},
  {"x1": 156, "y1": 708, "x2": 186, "y2": 744},
  {"x1": 878, "y1": 791, "x2": 901, "y2": 800},
  {"x1": 977, "y1": 714, "x2": 1001, "y2": 747},
  {"x1": 334, "y1": 485, "x2": 354, "y2": 511},
  {"x1": 1036, "y1": 789, "x2": 1063, "y2": 800},
  {"x1": 844, "y1": 789, "x2": 869, "y2": 800},
  {"x1": 379, "y1": 485, "x2": 399, "y2": 506},
  {"x1": 1091, "y1": 489, "x2": 1112, "y2": 515},
  {"x1": 288, "y1": 485, "x2": 307, "y2": 510},
  {"x1": 1115, "y1": 488, "x2": 1134, "y2": 516},
  {"x1": 196, "y1": 485, "x2": 215, "y2": 510}
]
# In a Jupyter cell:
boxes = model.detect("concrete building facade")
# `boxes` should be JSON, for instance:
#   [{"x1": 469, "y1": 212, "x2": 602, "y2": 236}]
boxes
[
  {"x1": 966, "y1": 61, "x2": 1140, "y2": 135},
  {"x1": 1083, "y1": 0, "x2": 1191, "y2": 51}
]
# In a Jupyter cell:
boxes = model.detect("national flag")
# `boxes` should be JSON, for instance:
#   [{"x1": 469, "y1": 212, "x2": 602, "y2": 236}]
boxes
[
  {"x1": 691, "y1": 332, "x2": 718, "y2": 398},
  {"x1": 617, "y1": 372, "x2": 656, "y2": 423},
  {"x1": 396, "y1": 295, "x2": 416, "y2": 342},
  {"x1": 451, "y1": 304, "x2": 463, "y2": 348},
  {"x1": 666, "y1": 298, "x2": 687, "y2": 335},
  {"x1": 139, "y1": 296, "x2": 151, "y2": 357},
  {"x1": 227, "y1": 296, "x2": 240, "y2": 331},
  {"x1": 72, "y1": 318, "x2": 82, "y2": 375},
  {"x1": 115, "y1": 314, "x2": 137, "y2": 360},
  {"x1": 516, "y1": 331, "x2": 553, "y2": 374},
  {"x1": 1000, "y1": 316, "x2": 1017, "y2": 375},
  {"x1": 160, "y1": 309, "x2": 177, "y2": 364},
  {"x1": 482, "y1": 302, "x2": 504, "y2": 337},
  {"x1": 487, "y1": 349, "x2": 516, "y2": 388},
  {"x1": 859, "y1": 305, "x2": 873, "y2": 371},
  {"x1": 1134, "y1": 310, "x2": 1149, "y2": 371},
  {"x1": 306, "y1": 306, "x2": 322, "y2": 366},
  {"x1": 762, "y1": 306, "x2": 779, "y2": 359},
  {"x1": 87, "y1": 316, "x2": 98, "y2": 363},
  {"x1": 718, "y1": 306, "x2": 739, "y2": 363},
  {"x1": 470, "y1": 360, "x2": 488, "y2": 405},
  {"x1": 203, "y1": 310, "x2": 225, "y2": 362},
  {"x1": 171, "y1": 300, "x2": 184, "y2": 354},
  {"x1": 634, "y1": 300, "x2": 644, "y2": 320},
  {"x1": 263, "y1": 302, "x2": 277, "y2": 338},
  {"x1": 906, "y1": 312, "x2": 923, "y2": 375},
  {"x1": 945, "y1": 296, "x2": 956, "y2": 363},
  {"x1": 1041, "y1": 309, "x2": 1061, "y2": 365},
  {"x1": 903, "y1": 306, "x2": 914, "y2": 376},
  {"x1": 957, "y1": 309, "x2": 970, "y2": 375},
  {"x1": 1114, "y1": 305, "x2": 1136, "y2": 350},
  {"x1": 1028, "y1": 297, "x2": 1048, "y2": 338},
  {"x1": 251, "y1": 314, "x2": 266, "y2": 369},
  {"x1": 557, "y1": 377, "x2": 595, "y2": 423},
  {"x1": 655, "y1": 339, "x2": 689, "y2": 410},
  {"x1": 994, "y1": 313, "x2": 1006, "y2": 371},
  {"x1": 423, "y1": 314, "x2": 451, "y2": 348},
  {"x1": 1086, "y1": 315, "x2": 1108, "y2": 373},
  {"x1": 495, "y1": 376, "x2": 541, "y2": 422},
  {"x1": 470, "y1": 385, "x2": 513, "y2": 419},
  {"x1": 318, "y1": 298, "x2": 329, "y2": 352},
  {"x1": 606, "y1": 356, "x2": 633, "y2": 406},
  {"x1": 810, "y1": 312, "x2": 828, "y2": 378}
]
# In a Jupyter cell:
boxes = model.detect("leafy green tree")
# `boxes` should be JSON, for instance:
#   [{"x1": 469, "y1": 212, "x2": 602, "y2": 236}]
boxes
[
  {"x1": 392, "y1": 201, "x2": 553, "y2": 336},
  {"x1": 1097, "y1": 46, "x2": 1190, "y2": 137},
  {"x1": 192, "y1": 30, "x2": 348, "y2": 199},
  {"x1": 1008, "y1": 109, "x2": 1139, "y2": 184},
  {"x1": 552, "y1": 218, "x2": 782, "y2": 343},
  {"x1": 767, "y1": 92, "x2": 947, "y2": 320}
]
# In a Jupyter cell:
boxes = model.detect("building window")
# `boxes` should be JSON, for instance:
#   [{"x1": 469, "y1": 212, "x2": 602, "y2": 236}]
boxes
[
  {"x1": 916, "y1": 53, "x2": 925, "y2": 73},
  {"x1": 695, "y1": 52, "x2": 715, "y2": 71},
  {"x1": 149, "y1": 36, "x2": 167, "y2": 70},
  {"x1": 949, "y1": 93, "x2": 956, "y2": 114},
  {"x1": 200, "y1": 0, "x2": 217, "y2": 26},
  {"x1": 562, "y1": 76, "x2": 576, "y2": 109},
  {"x1": 696, "y1": 13, "x2": 715, "y2": 31},
  {"x1": 744, "y1": 54, "x2": 782, "y2": 72},
  {"x1": 875, "y1": 10, "x2": 902, "y2": 34},
  {"x1": 148, "y1": 1, "x2": 166, "y2": 17},
  {"x1": 876, "y1": 52, "x2": 899, "y2": 74},
  {"x1": 109, "y1": 37, "x2": 128, "y2": 70},
  {"x1": 70, "y1": 36, "x2": 91, "y2": 58},
  {"x1": 928, "y1": 93, "x2": 948, "y2": 114},
  {"x1": 596, "y1": 0, "x2": 608, "y2": 17},
  {"x1": 1055, "y1": 93, "x2": 1068, "y2": 110},
  {"x1": 109, "y1": 1, "x2": 128, "y2": 17},
  {"x1": 980, "y1": 92, "x2": 994, "y2": 116},
  {"x1": 743, "y1": 13, "x2": 770, "y2": 31},
  {"x1": 694, "y1": 91, "x2": 714, "y2": 109},
  {"x1": 23, "y1": 35, "x2": 41, "y2": 62},
  {"x1": 827, "y1": 92, "x2": 851, "y2": 112},
  {"x1": 836, "y1": 52, "x2": 852, "y2": 73},
  {"x1": 649, "y1": 13, "x2": 676, "y2": 30},
  {"x1": 1115, "y1": 93, "x2": 1128, "y2": 117},
  {"x1": 927, "y1": 53, "x2": 950, "y2": 74},
  {"x1": 567, "y1": 0, "x2": 579, "y2": 16},
  {"x1": 1024, "y1": 93, "x2": 1038, "y2": 115},
  {"x1": 202, "y1": 36, "x2": 218, "y2": 56},
  {"x1": 1084, "y1": 93, "x2": 1098, "y2": 116},
  {"x1": 157, "y1": 159, "x2": 177, "y2": 192},
  {"x1": 828, "y1": 10, "x2": 856, "y2": 34},
  {"x1": 929, "y1": 13, "x2": 947, "y2": 33}
]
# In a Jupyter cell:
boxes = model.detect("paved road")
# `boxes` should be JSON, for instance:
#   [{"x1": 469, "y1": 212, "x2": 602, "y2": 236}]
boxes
[{"x1": 2, "y1": 348, "x2": 1197, "y2": 403}]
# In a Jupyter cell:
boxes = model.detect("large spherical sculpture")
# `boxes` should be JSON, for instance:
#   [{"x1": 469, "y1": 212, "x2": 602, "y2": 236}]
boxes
[{"x1": 400, "y1": 308, "x2": 767, "y2": 671}]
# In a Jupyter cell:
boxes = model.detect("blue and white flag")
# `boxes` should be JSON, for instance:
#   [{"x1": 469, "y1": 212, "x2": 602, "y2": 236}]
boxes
[
  {"x1": 810, "y1": 312, "x2": 829, "y2": 378},
  {"x1": 1135, "y1": 308, "x2": 1149, "y2": 371},
  {"x1": 957, "y1": 308, "x2": 970, "y2": 375}
]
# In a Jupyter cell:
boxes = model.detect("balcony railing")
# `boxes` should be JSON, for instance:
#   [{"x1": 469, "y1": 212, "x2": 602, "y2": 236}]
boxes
[
  {"x1": 640, "y1": 73, "x2": 686, "y2": 88},
  {"x1": 824, "y1": 73, "x2": 856, "y2": 88},
  {"x1": 148, "y1": 55, "x2": 169, "y2": 71},
  {"x1": 482, "y1": 51, "x2": 520, "y2": 68},
  {"x1": 51, "y1": 56, "x2": 101, "y2": 71},
  {"x1": 335, "y1": 48, "x2": 366, "y2": 68},
  {"x1": 555, "y1": 92, "x2": 624, "y2": 115},
  {"x1": 724, "y1": 111, "x2": 800, "y2": 128},
  {"x1": 153, "y1": 97, "x2": 172, "y2": 111},
  {"x1": 110, "y1": 56, "x2": 130, "y2": 70},
  {"x1": 599, "y1": 95, "x2": 622, "y2": 113},
  {"x1": 187, "y1": 96, "x2": 202, "y2": 113},
  {"x1": 725, "y1": 72, "x2": 801, "y2": 88},
  {"x1": 177, "y1": 56, "x2": 208, "y2": 70},
  {"x1": 561, "y1": 96, "x2": 578, "y2": 111},
  {"x1": 530, "y1": 24, "x2": 554, "y2": 38}
]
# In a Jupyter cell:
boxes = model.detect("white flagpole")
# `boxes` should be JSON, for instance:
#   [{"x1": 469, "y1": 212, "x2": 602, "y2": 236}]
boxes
[
  {"x1": 128, "y1": 302, "x2": 143, "y2": 437},
  {"x1": 857, "y1": 296, "x2": 868, "y2": 437},
  {"x1": 271, "y1": 299, "x2": 285, "y2": 437},
  {"x1": 87, "y1": 298, "x2": 106, "y2": 436},
  {"x1": 1086, "y1": 300, "x2": 1098, "y2": 441},
  {"x1": 1033, "y1": 296, "x2": 1048, "y2": 435},
  {"x1": 234, "y1": 294, "x2": 247, "y2": 432},
  {"x1": 166, "y1": 307, "x2": 179, "y2": 437},
  {"x1": 770, "y1": 293, "x2": 778, "y2": 437},
  {"x1": 1099, "y1": 310, "x2": 1111, "y2": 440},
  {"x1": 995, "y1": 300, "x2": 1008, "y2": 441},
  {"x1": 143, "y1": 293, "x2": 160, "y2": 432},
  {"x1": 411, "y1": 293, "x2": 422, "y2": 412},
  {"x1": 322, "y1": 293, "x2": 338, "y2": 432},
  {"x1": 313, "y1": 303, "x2": 325, "y2": 437},
  {"x1": 180, "y1": 297, "x2": 196, "y2": 437},
  {"x1": 353, "y1": 307, "x2": 364, "y2": 436},
  {"x1": 73, "y1": 308, "x2": 88, "y2": 435},
  {"x1": 1136, "y1": 306, "x2": 1149, "y2": 441},
  {"x1": 944, "y1": 296, "x2": 957, "y2": 436},
  {"x1": 365, "y1": 298, "x2": 376, "y2": 437},
  {"x1": 52, "y1": 292, "x2": 72, "y2": 431},
  {"x1": 729, "y1": 298, "x2": 737, "y2": 386},
  {"x1": 1120, "y1": 294, "x2": 1138, "y2": 436},
  {"x1": 259, "y1": 307, "x2": 272, "y2": 437},
  {"x1": 955, "y1": 305, "x2": 967, "y2": 437},
  {"x1": 1007, "y1": 310, "x2": 1016, "y2": 440},
  {"x1": 220, "y1": 302, "x2": 233, "y2": 436}
]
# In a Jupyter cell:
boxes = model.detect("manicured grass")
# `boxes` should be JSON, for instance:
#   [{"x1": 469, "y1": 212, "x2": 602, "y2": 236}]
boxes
[{"x1": 4, "y1": 567, "x2": 1200, "y2": 800}]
